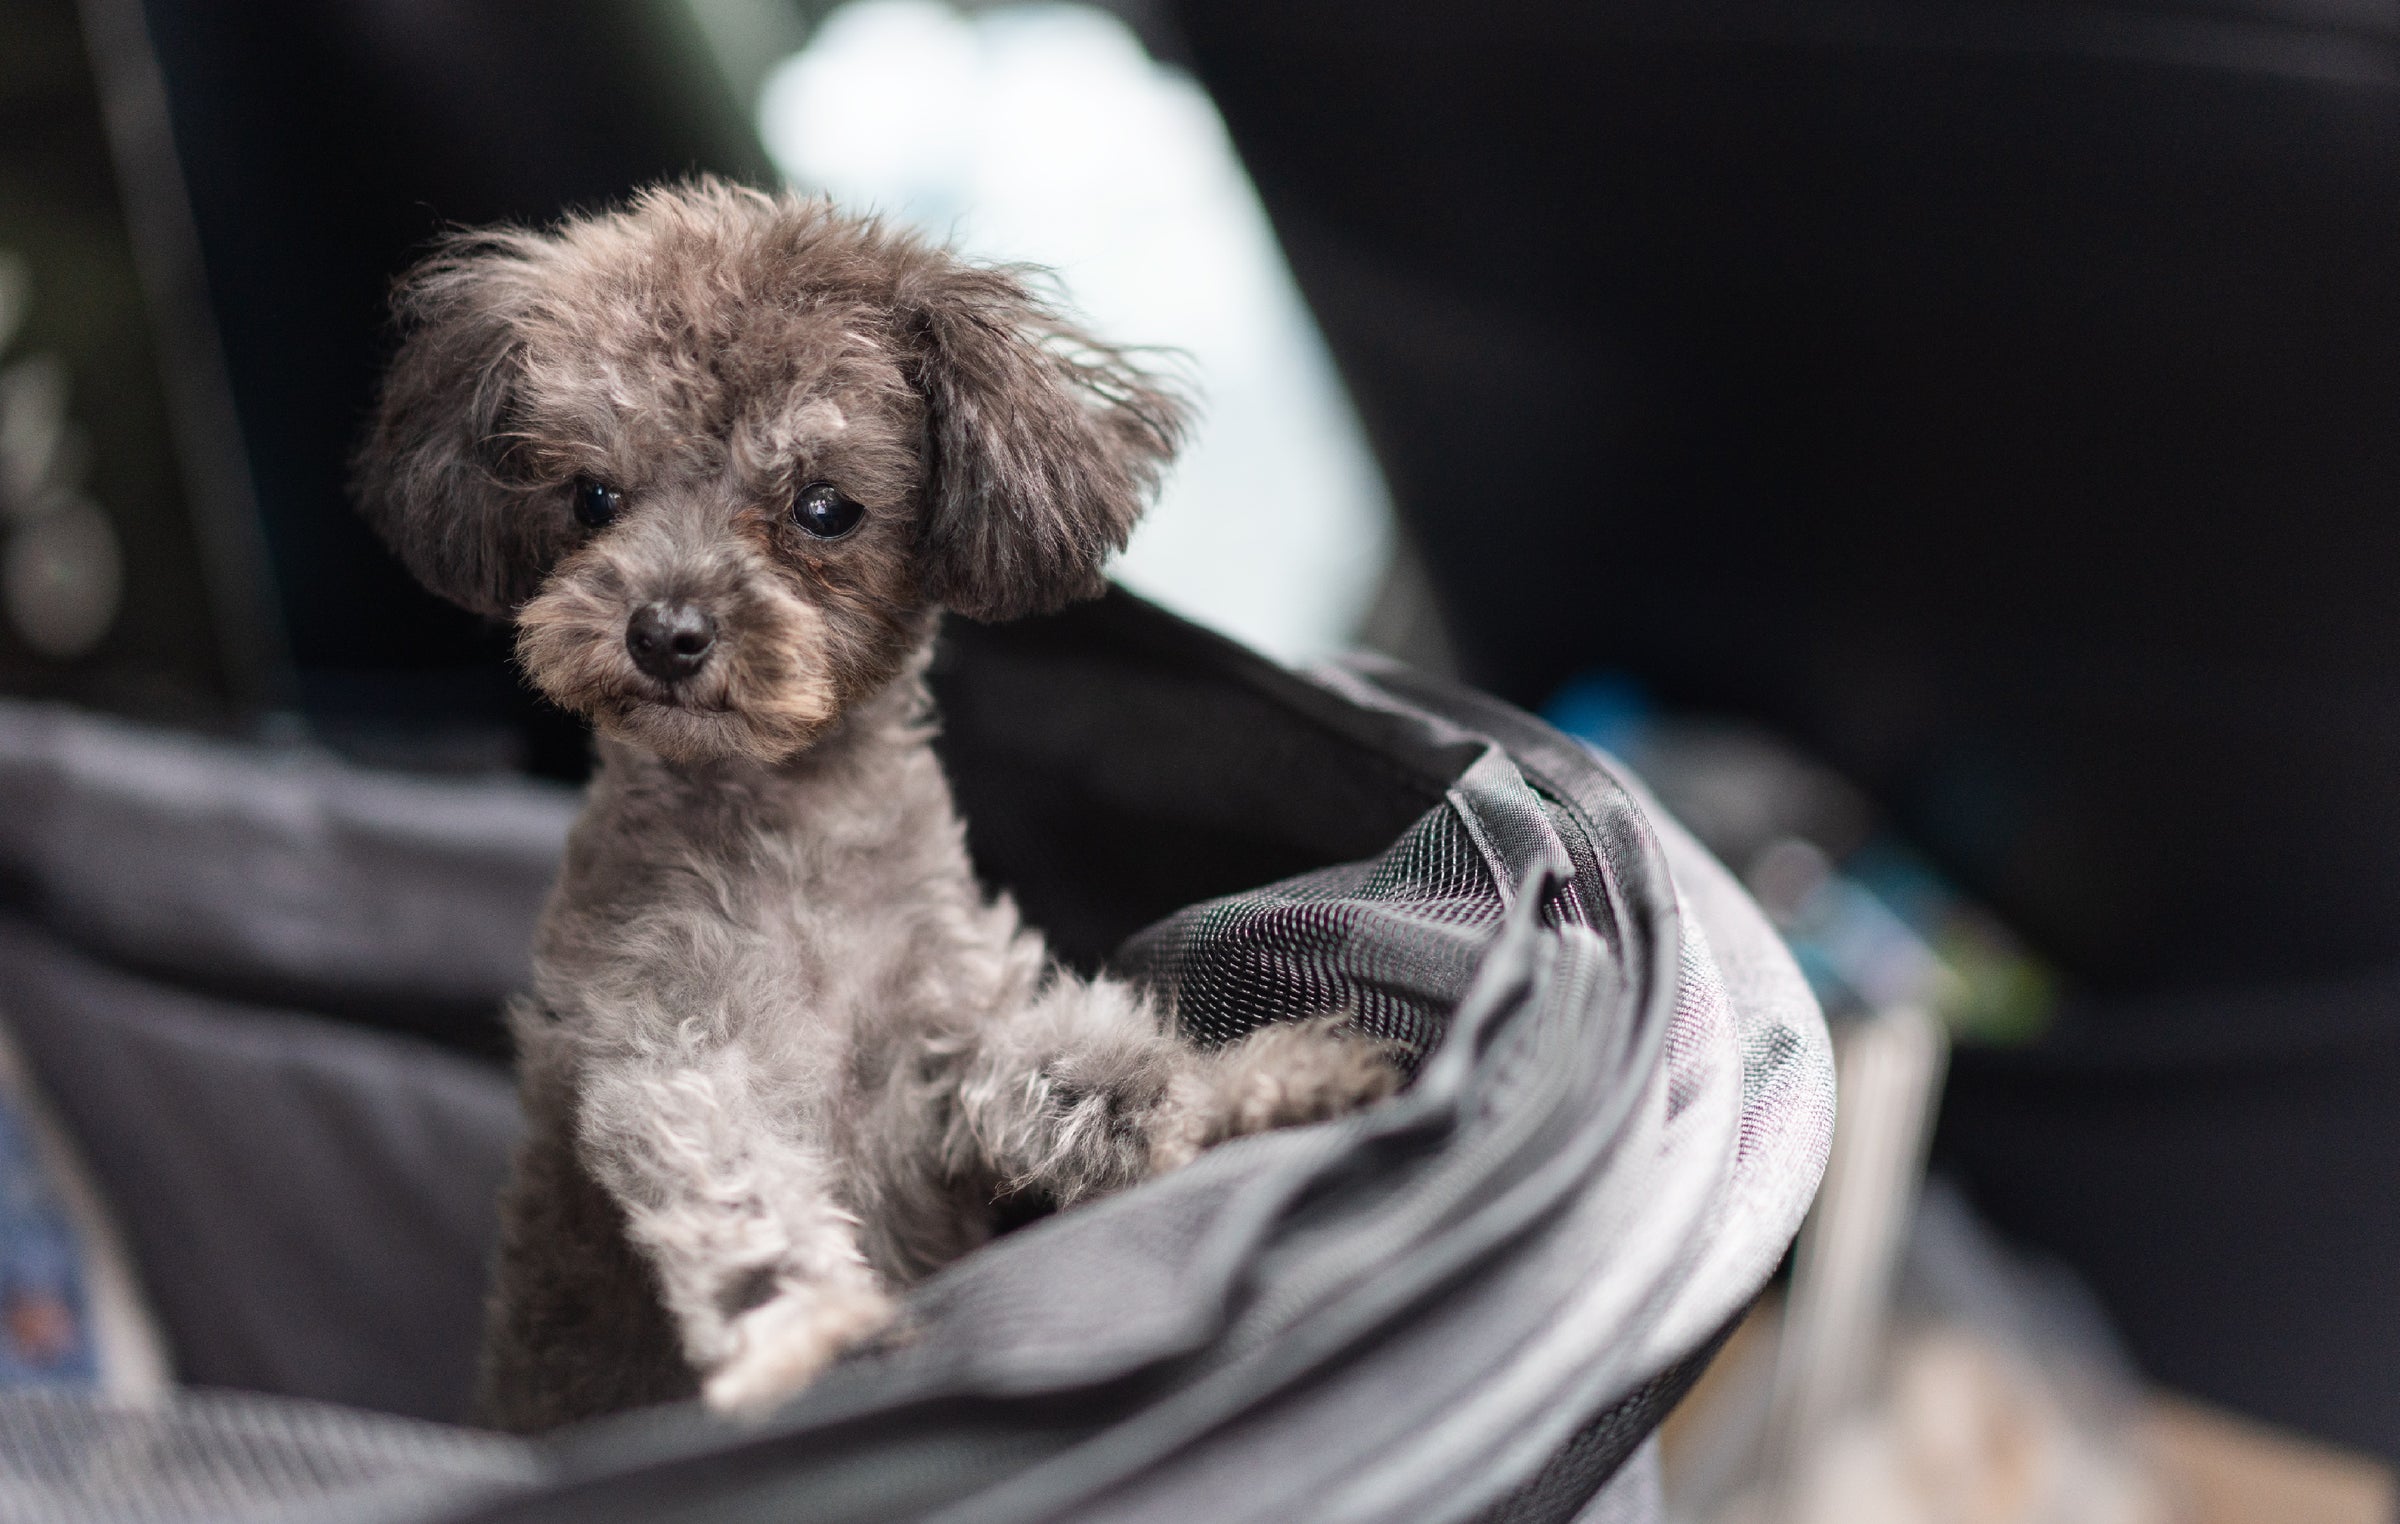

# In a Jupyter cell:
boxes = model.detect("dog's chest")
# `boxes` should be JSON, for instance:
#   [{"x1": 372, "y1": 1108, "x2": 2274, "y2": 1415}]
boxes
[
  {"x1": 547, "y1": 739, "x2": 991, "y2": 1056},
  {"x1": 722, "y1": 788, "x2": 943, "y2": 979}
]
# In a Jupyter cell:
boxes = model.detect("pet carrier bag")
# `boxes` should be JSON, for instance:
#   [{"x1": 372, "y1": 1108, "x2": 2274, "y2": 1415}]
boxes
[{"x1": 0, "y1": 593, "x2": 1832, "y2": 1524}]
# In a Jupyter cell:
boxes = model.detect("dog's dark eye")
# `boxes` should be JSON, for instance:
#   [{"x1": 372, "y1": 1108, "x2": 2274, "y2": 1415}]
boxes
[
  {"x1": 573, "y1": 478, "x2": 623, "y2": 530},
  {"x1": 791, "y1": 482, "x2": 864, "y2": 540}
]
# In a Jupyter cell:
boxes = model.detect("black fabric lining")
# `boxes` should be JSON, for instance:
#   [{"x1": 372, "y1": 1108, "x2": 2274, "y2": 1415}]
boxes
[{"x1": 931, "y1": 593, "x2": 1469, "y2": 968}]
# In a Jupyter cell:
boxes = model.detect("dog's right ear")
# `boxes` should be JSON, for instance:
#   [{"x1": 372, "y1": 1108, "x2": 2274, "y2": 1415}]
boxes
[{"x1": 352, "y1": 233, "x2": 565, "y2": 616}]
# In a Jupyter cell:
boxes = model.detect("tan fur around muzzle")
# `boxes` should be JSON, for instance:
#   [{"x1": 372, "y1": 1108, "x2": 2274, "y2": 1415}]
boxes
[{"x1": 514, "y1": 508, "x2": 840, "y2": 767}]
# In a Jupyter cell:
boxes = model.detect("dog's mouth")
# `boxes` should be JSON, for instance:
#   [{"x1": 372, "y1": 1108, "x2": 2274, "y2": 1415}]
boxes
[
  {"x1": 576, "y1": 673, "x2": 833, "y2": 767},
  {"x1": 617, "y1": 686, "x2": 736, "y2": 718},
  {"x1": 593, "y1": 679, "x2": 754, "y2": 735},
  {"x1": 588, "y1": 689, "x2": 774, "y2": 764}
]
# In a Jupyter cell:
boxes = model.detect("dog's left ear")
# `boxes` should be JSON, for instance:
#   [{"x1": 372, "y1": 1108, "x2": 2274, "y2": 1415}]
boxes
[{"x1": 903, "y1": 266, "x2": 1187, "y2": 621}]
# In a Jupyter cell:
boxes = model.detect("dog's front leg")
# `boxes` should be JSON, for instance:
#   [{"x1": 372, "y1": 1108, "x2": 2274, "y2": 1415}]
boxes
[
  {"x1": 942, "y1": 978, "x2": 1400, "y2": 1205},
  {"x1": 575, "y1": 1042, "x2": 894, "y2": 1415}
]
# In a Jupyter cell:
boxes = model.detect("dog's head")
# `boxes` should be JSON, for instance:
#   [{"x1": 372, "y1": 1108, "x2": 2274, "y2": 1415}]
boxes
[{"x1": 353, "y1": 180, "x2": 1184, "y2": 765}]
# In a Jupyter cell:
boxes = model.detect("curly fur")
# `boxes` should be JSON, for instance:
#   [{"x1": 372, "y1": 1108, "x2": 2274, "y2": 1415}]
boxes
[{"x1": 352, "y1": 180, "x2": 1398, "y2": 1433}]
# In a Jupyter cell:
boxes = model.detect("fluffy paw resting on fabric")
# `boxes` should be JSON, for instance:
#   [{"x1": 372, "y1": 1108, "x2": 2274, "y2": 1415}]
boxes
[
  {"x1": 1147, "y1": 1017, "x2": 1404, "y2": 1174},
  {"x1": 702, "y1": 1281, "x2": 897, "y2": 1417},
  {"x1": 352, "y1": 179, "x2": 1402, "y2": 1432}
]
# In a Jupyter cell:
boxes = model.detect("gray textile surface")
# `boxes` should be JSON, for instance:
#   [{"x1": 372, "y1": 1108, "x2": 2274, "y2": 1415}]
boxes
[
  {"x1": 0, "y1": 919, "x2": 520, "y2": 1423},
  {"x1": 0, "y1": 643, "x2": 1832, "y2": 1523},
  {"x1": 0, "y1": 700, "x2": 573, "y2": 1016},
  {"x1": 0, "y1": 1388, "x2": 538, "y2": 1524}
]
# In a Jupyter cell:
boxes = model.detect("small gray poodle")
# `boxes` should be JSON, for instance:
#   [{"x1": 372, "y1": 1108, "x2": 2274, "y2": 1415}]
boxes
[{"x1": 353, "y1": 180, "x2": 1396, "y2": 1433}]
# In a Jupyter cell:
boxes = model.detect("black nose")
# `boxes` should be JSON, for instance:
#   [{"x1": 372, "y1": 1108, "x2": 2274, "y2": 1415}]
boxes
[{"x1": 625, "y1": 601, "x2": 717, "y2": 682}]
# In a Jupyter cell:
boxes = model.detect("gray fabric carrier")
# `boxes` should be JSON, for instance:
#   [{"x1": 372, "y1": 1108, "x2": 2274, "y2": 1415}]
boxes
[{"x1": 0, "y1": 595, "x2": 1833, "y2": 1524}]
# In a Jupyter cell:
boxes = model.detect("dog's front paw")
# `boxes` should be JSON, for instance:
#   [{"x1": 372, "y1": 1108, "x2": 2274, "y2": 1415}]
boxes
[
  {"x1": 1149, "y1": 1016, "x2": 1402, "y2": 1173},
  {"x1": 702, "y1": 1281, "x2": 895, "y2": 1418}
]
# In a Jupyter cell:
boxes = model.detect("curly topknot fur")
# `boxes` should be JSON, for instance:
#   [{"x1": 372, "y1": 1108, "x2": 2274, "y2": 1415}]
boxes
[{"x1": 353, "y1": 180, "x2": 1397, "y2": 1432}]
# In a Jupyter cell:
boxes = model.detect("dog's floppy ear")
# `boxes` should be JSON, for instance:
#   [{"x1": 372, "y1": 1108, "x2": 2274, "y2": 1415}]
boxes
[
  {"x1": 903, "y1": 264, "x2": 1187, "y2": 621},
  {"x1": 352, "y1": 232, "x2": 566, "y2": 616}
]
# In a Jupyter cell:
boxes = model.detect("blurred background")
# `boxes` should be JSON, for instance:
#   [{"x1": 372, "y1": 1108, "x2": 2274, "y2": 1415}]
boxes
[{"x1": 7, "y1": 0, "x2": 2400, "y2": 1516}]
